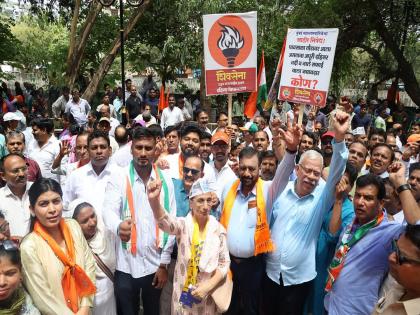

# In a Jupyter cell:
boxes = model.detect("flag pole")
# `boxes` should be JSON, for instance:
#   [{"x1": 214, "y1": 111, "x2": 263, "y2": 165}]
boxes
[{"x1": 228, "y1": 94, "x2": 233, "y2": 125}]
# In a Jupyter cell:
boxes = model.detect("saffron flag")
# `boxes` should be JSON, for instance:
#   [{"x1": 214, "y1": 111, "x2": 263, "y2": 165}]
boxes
[
  {"x1": 264, "y1": 37, "x2": 286, "y2": 111},
  {"x1": 158, "y1": 85, "x2": 167, "y2": 112},
  {"x1": 244, "y1": 51, "x2": 267, "y2": 119}
]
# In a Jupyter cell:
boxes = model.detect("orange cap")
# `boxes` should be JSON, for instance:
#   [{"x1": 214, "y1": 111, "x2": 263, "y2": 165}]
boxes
[
  {"x1": 211, "y1": 130, "x2": 230, "y2": 145},
  {"x1": 407, "y1": 134, "x2": 420, "y2": 143}
]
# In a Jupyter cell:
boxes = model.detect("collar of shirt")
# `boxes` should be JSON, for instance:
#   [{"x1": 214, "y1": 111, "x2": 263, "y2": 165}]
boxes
[
  {"x1": 86, "y1": 161, "x2": 113, "y2": 177},
  {"x1": 132, "y1": 165, "x2": 158, "y2": 184},
  {"x1": 4, "y1": 182, "x2": 31, "y2": 198},
  {"x1": 210, "y1": 160, "x2": 230, "y2": 174},
  {"x1": 236, "y1": 181, "x2": 257, "y2": 198}
]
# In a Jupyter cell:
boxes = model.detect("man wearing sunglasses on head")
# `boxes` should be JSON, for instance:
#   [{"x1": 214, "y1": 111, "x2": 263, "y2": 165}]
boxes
[
  {"x1": 372, "y1": 224, "x2": 420, "y2": 314},
  {"x1": 324, "y1": 162, "x2": 420, "y2": 315}
]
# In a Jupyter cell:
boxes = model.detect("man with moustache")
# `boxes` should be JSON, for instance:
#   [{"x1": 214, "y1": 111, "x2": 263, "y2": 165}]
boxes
[
  {"x1": 199, "y1": 132, "x2": 212, "y2": 163},
  {"x1": 161, "y1": 124, "x2": 216, "y2": 182},
  {"x1": 348, "y1": 141, "x2": 369, "y2": 174},
  {"x1": 264, "y1": 111, "x2": 350, "y2": 315},
  {"x1": 64, "y1": 130, "x2": 122, "y2": 218},
  {"x1": 103, "y1": 127, "x2": 176, "y2": 315},
  {"x1": 324, "y1": 163, "x2": 420, "y2": 315},
  {"x1": 195, "y1": 109, "x2": 211, "y2": 134},
  {"x1": 0, "y1": 154, "x2": 32, "y2": 240},
  {"x1": 363, "y1": 143, "x2": 394, "y2": 178},
  {"x1": 321, "y1": 131, "x2": 334, "y2": 167},
  {"x1": 252, "y1": 130, "x2": 270, "y2": 152},
  {"x1": 5, "y1": 131, "x2": 41, "y2": 182},
  {"x1": 408, "y1": 163, "x2": 420, "y2": 206},
  {"x1": 260, "y1": 150, "x2": 278, "y2": 181},
  {"x1": 164, "y1": 125, "x2": 180, "y2": 155},
  {"x1": 160, "y1": 95, "x2": 184, "y2": 129},
  {"x1": 222, "y1": 120, "x2": 305, "y2": 315}
]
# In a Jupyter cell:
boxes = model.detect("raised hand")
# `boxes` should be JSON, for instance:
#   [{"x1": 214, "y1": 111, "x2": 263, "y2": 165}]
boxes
[
  {"x1": 278, "y1": 121, "x2": 303, "y2": 152},
  {"x1": 388, "y1": 161, "x2": 407, "y2": 187},
  {"x1": 118, "y1": 219, "x2": 132, "y2": 242},
  {"x1": 335, "y1": 175, "x2": 348, "y2": 200},
  {"x1": 332, "y1": 110, "x2": 350, "y2": 142},
  {"x1": 147, "y1": 178, "x2": 162, "y2": 203}
]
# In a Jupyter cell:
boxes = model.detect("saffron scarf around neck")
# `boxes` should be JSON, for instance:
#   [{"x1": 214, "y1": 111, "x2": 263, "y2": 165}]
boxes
[
  {"x1": 220, "y1": 178, "x2": 274, "y2": 256},
  {"x1": 122, "y1": 161, "x2": 170, "y2": 255},
  {"x1": 34, "y1": 219, "x2": 96, "y2": 313},
  {"x1": 325, "y1": 212, "x2": 384, "y2": 292}
]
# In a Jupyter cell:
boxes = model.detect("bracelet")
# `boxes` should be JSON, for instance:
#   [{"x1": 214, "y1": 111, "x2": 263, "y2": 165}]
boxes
[
  {"x1": 396, "y1": 184, "x2": 411, "y2": 194},
  {"x1": 285, "y1": 148, "x2": 297, "y2": 154}
]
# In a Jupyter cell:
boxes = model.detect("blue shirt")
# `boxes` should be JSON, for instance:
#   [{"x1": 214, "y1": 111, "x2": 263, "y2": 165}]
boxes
[
  {"x1": 324, "y1": 215, "x2": 404, "y2": 315},
  {"x1": 305, "y1": 197, "x2": 354, "y2": 315},
  {"x1": 266, "y1": 141, "x2": 348, "y2": 286},
  {"x1": 144, "y1": 97, "x2": 159, "y2": 116},
  {"x1": 172, "y1": 179, "x2": 190, "y2": 218},
  {"x1": 220, "y1": 152, "x2": 296, "y2": 258}
]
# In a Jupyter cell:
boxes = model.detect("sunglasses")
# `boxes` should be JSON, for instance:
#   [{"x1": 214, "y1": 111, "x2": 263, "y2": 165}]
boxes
[
  {"x1": 0, "y1": 240, "x2": 19, "y2": 251},
  {"x1": 392, "y1": 239, "x2": 420, "y2": 265},
  {"x1": 183, "y1": 167, "x2": 200, "y2": 176}
]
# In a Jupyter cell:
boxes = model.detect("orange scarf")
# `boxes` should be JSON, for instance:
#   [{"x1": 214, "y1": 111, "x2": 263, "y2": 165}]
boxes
[
  {"x1": 220, "y1": 178, "x2": 275, "y2": 255},
  {"x1": 34, "y1": 219, "x2": 96, "y2": 313}
]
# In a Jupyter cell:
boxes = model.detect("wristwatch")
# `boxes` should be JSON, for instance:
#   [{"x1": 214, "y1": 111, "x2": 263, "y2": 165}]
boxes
[{"x1": 396, "y1": 184, "x2": 411, "y2": 194}]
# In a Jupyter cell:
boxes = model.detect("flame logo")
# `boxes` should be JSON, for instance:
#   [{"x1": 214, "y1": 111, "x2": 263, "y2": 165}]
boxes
[{"x1": 217, "y1": 23, "x2": 245, "y2": 67}]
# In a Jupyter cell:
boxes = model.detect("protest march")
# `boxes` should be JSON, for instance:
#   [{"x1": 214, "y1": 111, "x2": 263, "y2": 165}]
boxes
[{"x1": 0, "y1": 4, "x2": 419, "y2": 315}]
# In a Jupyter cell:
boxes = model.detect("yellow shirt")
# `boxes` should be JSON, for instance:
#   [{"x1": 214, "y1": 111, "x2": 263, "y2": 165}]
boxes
[{"x1": 21, "y1": 219, "x2": 96, "y2": 315}]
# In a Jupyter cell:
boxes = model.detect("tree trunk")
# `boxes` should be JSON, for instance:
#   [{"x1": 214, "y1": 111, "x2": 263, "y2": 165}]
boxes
[
  {"x1": 66, "y1": 0, "x2": 103, "y2": 89},
  {"x1": 82, "y1": 0, "x2": 151, "y2": 103},
  {"x1": 66, "y1": 0, "x2": 81, "y2": 75},
  {"x1": 374, "y1": 21, "x2": 420, "y2": 106}
]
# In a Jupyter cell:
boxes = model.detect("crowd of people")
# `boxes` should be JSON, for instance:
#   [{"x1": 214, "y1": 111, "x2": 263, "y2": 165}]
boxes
[{"x1": 0, "y1": 79, "x2": 419, "y2": 315}]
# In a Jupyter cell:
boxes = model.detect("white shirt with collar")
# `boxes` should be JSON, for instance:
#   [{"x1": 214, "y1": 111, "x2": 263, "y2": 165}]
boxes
[
  {"x1": 109, "y1": 117, "x2": 120, "y2": 138},
  {"x1": 111, "y1": 141, "x2": 132, "y2": 168},
  {"x1": 27, "y1": 135, "x2": 60, "y2": 182},
  {"x1": 63, "y1": 160, "x2": 122, "y2": 217},
  {"x1": 65, "y1": 98, "x2": 91, "y2": 126},
  {"x1": 103, "y1": 164, "x2": 176, "y2": 278},
  {"x1": 209, "y1": 160, "x2": 237, "y2": 198},
  {"x1": 160, "y1": 106, "x2": 184, "y2": 129},
  {"x1": 0, "y1": 182, "x2": 32, "y2": 237}
]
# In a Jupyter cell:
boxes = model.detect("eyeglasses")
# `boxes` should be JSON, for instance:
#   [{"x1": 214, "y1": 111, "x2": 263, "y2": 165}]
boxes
[
  {"x1": 392, "y1": 239, "x2": 420, "y2": 265},
  {"x1": 183, "y1": 167, "x2": 200, "y2": 176},
  {"x1": 298, "y1": 164, "x2": 321, "y2": 178},
  {"x1": 0, "y1": 240, "x2": 18, "y2": 251}
]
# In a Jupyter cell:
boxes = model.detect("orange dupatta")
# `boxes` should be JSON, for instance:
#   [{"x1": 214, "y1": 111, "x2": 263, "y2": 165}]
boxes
[
  {"x1": 34, "y1": 219, "x2": 96, "y2": 313},
  {"x1": 220, "y1": 178, "x2": 275, "y2": 255}
]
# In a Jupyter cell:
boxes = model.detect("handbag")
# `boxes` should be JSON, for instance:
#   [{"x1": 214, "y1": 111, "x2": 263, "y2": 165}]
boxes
[{"x1": 210, "y1": 271, "x2": 233, "y2": 313}]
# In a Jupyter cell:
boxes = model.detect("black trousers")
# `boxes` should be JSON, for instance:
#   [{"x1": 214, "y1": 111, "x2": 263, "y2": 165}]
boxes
[
  {"x1": 226, "y1": 255, "x2": 264, "y2": 315},
  {"x1": 114, "y1": 270, "x2": 161, "y2": 315},
  {"x1": 262, "y1": 273, "x2": 311, "y2": 315}
]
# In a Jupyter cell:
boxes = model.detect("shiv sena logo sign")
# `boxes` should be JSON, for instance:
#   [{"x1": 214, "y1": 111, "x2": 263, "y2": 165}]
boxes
[{"x1": 203, "y1": 12, "x2": 257, "y2": 96}]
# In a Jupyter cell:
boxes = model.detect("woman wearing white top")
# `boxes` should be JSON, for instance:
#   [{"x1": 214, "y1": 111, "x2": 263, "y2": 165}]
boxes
[{"x1": 72, "y1": 201, "x2": 117, "y2": 315}]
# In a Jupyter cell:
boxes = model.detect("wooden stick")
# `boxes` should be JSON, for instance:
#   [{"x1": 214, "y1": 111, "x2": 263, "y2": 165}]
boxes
[
  {"x1": 228, "y1": 94, "x2": 232, "y2": 125},
  {"x1": 298, "y1": 103, "x2": 304, "y2": 126}
]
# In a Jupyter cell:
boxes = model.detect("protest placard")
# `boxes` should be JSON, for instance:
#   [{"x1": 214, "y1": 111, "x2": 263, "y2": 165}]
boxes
[
  {"x1": 278, "y1": 28, "x2": 338, "y2": 107},
  {"x1": 203, "y1": 12, "x2": 257, "y2": 96}
]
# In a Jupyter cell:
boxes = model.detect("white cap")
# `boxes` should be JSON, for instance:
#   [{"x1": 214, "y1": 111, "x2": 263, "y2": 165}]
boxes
[
  {"x1": 352, "y1": 127, "x2": 366, "y2": 135},
  {"x1": 189, "y1": 178, "x2": 217, "y2": 199},
  {"x1": 3, "y1": 112, "x2": 20, "y2": 122}
]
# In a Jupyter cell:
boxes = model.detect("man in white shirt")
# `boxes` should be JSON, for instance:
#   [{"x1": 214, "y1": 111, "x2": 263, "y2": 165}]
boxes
[
  {"x1": 103, "y1": 127, "x2": 176, "y2": 315},
  {"x1": 64, "y1": 88, "x2": 91, "y2": 126},
  {"x1": 0, "y1": 154, "x2": 32, "y2": 239},
  {"x1": 96, "y1": 95, "x2": 117, "y2": 119},
  {"x1": 160, "y1": 95, "x2": 184, "y2": 129},
  {"x1": 27, "y1": 118, "x2": 60, "y2": 182},
  {"x1": 64, "y1": 130, "x2": 121, "y2": 217},
  {"x1": 210, "y1": 130, "x2": 237, "y2": 199},
  {"x1": 51, "y1": 86, "x2": 71, "y2": 118},
  {"x1": 195, "y1": 109, "x2": 212, "y2": 134},
  {"x1": 161, "y1": 124, "x2": 216, "y2": 183},
  {"x1": 97, "y1": 117, "x2": 119, "y2": 154}
]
